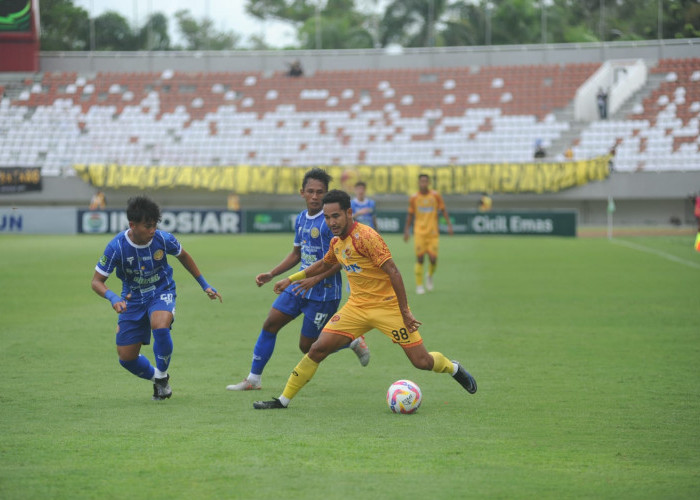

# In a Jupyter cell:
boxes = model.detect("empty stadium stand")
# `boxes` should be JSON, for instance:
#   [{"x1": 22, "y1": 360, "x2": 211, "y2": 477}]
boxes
[{"x1": 1, "y1": 58, "x2": 699, "y2": 174}]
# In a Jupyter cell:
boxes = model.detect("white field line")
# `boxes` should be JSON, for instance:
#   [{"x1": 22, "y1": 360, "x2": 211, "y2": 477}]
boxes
[{"x1": 611, "y1": 238, "x2": 700, "y2": 270}]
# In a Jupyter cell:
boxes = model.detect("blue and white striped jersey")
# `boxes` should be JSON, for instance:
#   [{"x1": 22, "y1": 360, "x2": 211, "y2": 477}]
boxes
[
  {"x1": 95, "y1": 229, "x2": 182, "y2": 304},
  {"x1": 292, "y1": 210, "x2": 342, "y2": 302}
]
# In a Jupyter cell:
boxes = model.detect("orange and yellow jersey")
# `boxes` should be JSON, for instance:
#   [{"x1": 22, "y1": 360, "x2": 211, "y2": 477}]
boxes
[
  {"x1": 408, "y1": 190, "x2": 445, "y2": 237},
  {"x1": 323, "y1": 222, "x2": 395, "y2": 305}
]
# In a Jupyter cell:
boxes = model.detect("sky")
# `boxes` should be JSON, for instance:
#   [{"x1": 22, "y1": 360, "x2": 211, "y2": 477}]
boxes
[{"x1": 73, "y1": 0, "x2": 297, "y2": 48}]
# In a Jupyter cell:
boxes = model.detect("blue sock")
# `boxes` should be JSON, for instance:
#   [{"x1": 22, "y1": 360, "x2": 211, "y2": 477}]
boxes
[
  {"x1": 251, "y1": 329, "x2": 277, "y2": 376},
  {"x1": 119, "y1": 355, "x2": 155, "y2": 380},
  {"x1": 152, "y1": 328, "x2": 173, "y2": 373}
]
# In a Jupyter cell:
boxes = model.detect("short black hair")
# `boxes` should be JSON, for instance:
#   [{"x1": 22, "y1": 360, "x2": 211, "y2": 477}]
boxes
[
  {"x1": 322, "y1": 189, "x2": 351, "y2": 211},
  {"x1": 126, "y1": 196, "x2": 161, "y2": 224},
  {"x1": 354, "y1": 181, "x2": 366, "y2": 188},
  {"x1": 302, "y1": 168, "x2": 332, "y2": 190},
  {"x1": 418, "y1": 173, "x2": 430, "y2": 181}
]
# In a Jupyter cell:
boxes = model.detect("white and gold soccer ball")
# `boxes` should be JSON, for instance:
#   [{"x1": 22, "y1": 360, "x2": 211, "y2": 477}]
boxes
[{"x1": 386, "y1": 379, "x2": 422, "y2": 414}]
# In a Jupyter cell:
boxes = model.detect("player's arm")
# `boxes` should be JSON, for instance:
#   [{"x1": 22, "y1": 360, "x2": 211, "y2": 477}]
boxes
[
  {"x1": 439, "y1": 195, "x2": 454, "y2": 235},
  {"x1": 403, "y1": 212, "x2": 413, "y2": 242},
  {"x1": 91, "y1": 271, "x2": 128, "y2": 313},
  {"x1": 176, "y1": 249, "x2": 222, "y2": 302},
  {"x1": 285, "y1": 262, "x2": 343, "y2": 296},
  {"x1": 272, "y1": 258, "x2": 334, "y2": 294},
  {"x1": 441, "y1": 206, "x2": 454, "y2": 235},
  {"x1": 380, "y1": 258, "x2": 421, "y2": 332},
  {"x1": 256, "y1": 246, "x2": 302, "y2": 287}
]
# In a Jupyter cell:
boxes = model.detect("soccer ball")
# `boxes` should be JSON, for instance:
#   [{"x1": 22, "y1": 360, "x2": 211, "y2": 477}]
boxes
[{"x1": 386, "y1": 379, "x2": 422, "y2": 414}]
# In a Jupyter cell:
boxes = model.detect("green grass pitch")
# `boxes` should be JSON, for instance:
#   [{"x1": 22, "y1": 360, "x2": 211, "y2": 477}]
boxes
[{"x1": 1, "y1": 232, "x2": 698, "y2": 499}]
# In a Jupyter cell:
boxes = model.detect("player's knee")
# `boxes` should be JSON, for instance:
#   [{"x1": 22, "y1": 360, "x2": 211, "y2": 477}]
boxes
[
  {"x1": 299, "y1": 337, "x2": 314, "y2": 353},
  {"x1": 307, "y1": 342, "x2": 332, "y2": 362},
  {"x1": 410, "y1": 353, "x2": 433, "y2": 370}
]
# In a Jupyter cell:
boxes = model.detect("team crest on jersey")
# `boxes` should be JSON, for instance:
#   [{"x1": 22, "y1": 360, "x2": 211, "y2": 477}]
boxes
[
  {"x1": 153, "y1": 249, "x2": 165, "y2": 261},
  {"x1": 99, "y1": 255, "x2": 107, "y2": 266},
  {"x1": 330, "y1": 314, "x2": 341, "y2": 323},
  {"x1": 310, "y1": 227, "x2": 320, "y2": 239}
]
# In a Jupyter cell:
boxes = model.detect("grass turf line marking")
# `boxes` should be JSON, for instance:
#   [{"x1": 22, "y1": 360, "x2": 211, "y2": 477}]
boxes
[{"x1": 611, "y1": 238, "x2": 700, "y2": 270}]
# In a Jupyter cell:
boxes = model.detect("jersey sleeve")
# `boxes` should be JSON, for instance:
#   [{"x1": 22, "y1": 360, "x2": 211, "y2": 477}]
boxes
[
  {"x1": 95, "y1": 240, "x2": 119, "y2": 277},
  {"x1": 435, "y1": 192, "x2": 446, "y2": 211},
  {"x1": 163, "y1": 231, "x2": 182, "y2": 256},
  {"x1": 293, "y1": 212, "x2": 303, "y2": 247},
  {"x1": 408, "y1": 195, "x2": 416, "y2": 215},
  {"x1": 355, "y1": 227, "x2": 392, "y2": 268},
  {"x1": 323, "y1": 238, "x2": 339, "y2": 265}
]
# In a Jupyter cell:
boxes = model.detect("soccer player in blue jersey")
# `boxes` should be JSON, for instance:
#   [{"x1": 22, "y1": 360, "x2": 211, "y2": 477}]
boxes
[
  {"x1": 226, "y1": 168, "x2": 370, "y2": 391},
  {"x1": 351, "y1": 181, "x2": 378, "y2": 230},
  {"x1": 91, "y1": 196, "x2": 221, "y2": 401}
]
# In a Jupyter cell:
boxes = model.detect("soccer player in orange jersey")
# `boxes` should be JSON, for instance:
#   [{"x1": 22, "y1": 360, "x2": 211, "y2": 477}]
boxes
[
  {"x1": 252, "y1": 189, "x2": 476, "y2": 409},
  {"x1": 403, "y1": 174, "x2": 453, "y2": 294}
]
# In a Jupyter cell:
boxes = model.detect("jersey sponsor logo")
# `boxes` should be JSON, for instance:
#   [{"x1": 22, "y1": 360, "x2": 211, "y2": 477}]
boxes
[
  {"x1": 153, "y1": 249, "x2": 165, "y2": 261},
  {"x1": 134, "y1": 274, "x2": 160, "y2": 285},
  {"x1": 310, "y1": 227, "x2": 320, "y2": 239},
  {"x1": 343, "y1": 263, "x2": 362, "y2": 273},
  {"x1": 126, "y1": 257, "x2": 134, "y2": 265},
  {"x1": 99, "y1": 255, "x2": 108, "y2": 266}
]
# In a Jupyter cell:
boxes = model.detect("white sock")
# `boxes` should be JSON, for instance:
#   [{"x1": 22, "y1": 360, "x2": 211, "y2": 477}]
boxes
[
  {"x1": 247, "y1": 373, "x2": 261, "y2": 384},
  {"x1": 278, "y1": 395, "x2": 290, "y2": 407},
  {"x1": 153, "y1": 368, "x2": 168, "y2": 380},
  {"x1": 451, "y1": 363, "x2": 459, "y2": 376}
]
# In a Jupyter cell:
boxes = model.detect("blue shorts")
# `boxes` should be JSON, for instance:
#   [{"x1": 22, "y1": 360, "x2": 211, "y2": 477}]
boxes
[
  {"x1": 116, "y1": 292, "x2": 176, "y2": 346},
  {"x1": 272, "y1": 290, "x2": 340, "y2": 339}
]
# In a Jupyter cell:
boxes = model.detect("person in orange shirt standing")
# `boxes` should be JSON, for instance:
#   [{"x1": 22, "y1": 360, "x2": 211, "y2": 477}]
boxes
[
  {"x1": 252, "y1": 189, "x2": 476, "y2": 409},
  {"x1": 403, "y1": 174, "x2": 453, "y2": 294}
]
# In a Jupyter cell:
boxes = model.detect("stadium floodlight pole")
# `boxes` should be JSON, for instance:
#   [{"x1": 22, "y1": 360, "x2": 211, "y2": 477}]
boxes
[
  {"x1": 315, "y1": 1, "x2": 322, "y2": 50},
  {"x1": 658, "y1": 0, "x2": 663, "y2": 40},
  {"x1": 89, "y1": 0, "x2": 95, "y2": 51},
  {"x1": 485, "y1": 2, "x2": 492, "y2": 46}
]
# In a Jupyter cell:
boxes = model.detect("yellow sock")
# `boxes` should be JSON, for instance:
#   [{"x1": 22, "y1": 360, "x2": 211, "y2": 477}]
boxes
[
  {"x1": 429, "y1": 351, "x2": 455, "y2": 374},
  {"x1": 429, "y1": 261, "x2": 437, "y2": 276},
  {"x1": 281, "y1": 354, "x2": 319, "y2": 401},
  {"x1": 414, "y1": 262, "x2": 424, "y2": 286}
]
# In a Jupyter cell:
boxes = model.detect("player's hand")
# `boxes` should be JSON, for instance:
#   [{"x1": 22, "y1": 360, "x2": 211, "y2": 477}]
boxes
[
  {"x1": 401, "y1": 310, "x2": 422, "y2": 333},
  {"x1": 256, "y1": 272, "x2": 273, "y2": 287},
  {"x1": 112, "y1": 293, "x2": 131, "y2": 314},
  {"x1": 288, "y1": 277, "x2": 318, "y2": 296},
  {"x1": 447, "y1": 224, "x2": 454, "y2": 236},
  {"x1": 273, "y1": 278, "x2": 291, "y2": 294},
  {"x1": 205, "y1": 287, "x2": 222, "y2": 302},
  {"x1": 403, "y1": 231, "x2": 410, "y2": 243}
]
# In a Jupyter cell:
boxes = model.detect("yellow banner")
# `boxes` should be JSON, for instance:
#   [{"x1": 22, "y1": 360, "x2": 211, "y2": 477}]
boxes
[{"x1": 73, "y1": 156, "x2": 610, "y2": 195}]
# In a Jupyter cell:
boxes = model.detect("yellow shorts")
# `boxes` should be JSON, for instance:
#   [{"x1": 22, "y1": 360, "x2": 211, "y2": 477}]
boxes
[
  {"x1": 414, "y1": 233, "x2": 439, "y2": 258},
  {"x1": 322, "y1": 298, "x2": 423, "y2": 348}
]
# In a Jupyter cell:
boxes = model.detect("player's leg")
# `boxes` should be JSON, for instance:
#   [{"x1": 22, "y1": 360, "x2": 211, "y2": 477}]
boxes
[
  {"x1": 425, "y1": 237, "x2": 439, "y2": 292},
  {"x1": 254, "y1": 303, "x2": 367, "y2": 409},
  {"x1": 117, "y1": 342, "x2": 154, "y2": 380},
  {"x1": 414, "y1": 237, "x2": 426, "y2": 295},
  {"x1": 148, "y1": 294, "x2": 176, "y2": 400},
  {"x1": 402, "y1": 344, "x2": 477, "y2": 394},
  {"x1": 253, "y1": 330, "x2": 351, "y2": 409},
  {"x1": 374, "y1": 302, "x2": 477, "y2": 394},
  {"x1": 299, "y1": 299, "x2": 369, "y2": 365},
  {"x1": 227, "y1": 292, "x2": 299, "y2": 391},
  {"x1": 116, "y1": 305, "x2": 157, "y2": 385}
]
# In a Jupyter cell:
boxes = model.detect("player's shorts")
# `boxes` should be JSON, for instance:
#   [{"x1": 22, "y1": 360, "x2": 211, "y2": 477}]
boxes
[
  {"x1": 116, "y1": 292, "x2": 176, "y2": 346},
  {"x1": 322, "y1": 297, "x2": 423, "y2": 348},
  {"x1": 272, "y1": 289, "x2": 340, "y2": 339},
  {"x1": 414, "y1": 233, "x2": 439, "y2": 258}
]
